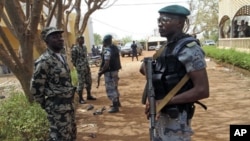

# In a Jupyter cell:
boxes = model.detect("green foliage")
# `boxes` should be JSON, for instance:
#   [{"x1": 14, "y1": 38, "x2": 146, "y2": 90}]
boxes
[
  {"x1": 94, "y1": 33, "x2": 102, "y2": 45},
  {"x1": 0, "y1": 92, "x2": 49, "y2": 141},
  {"x1": 121, "y1": 36, "x2": 133, "y2": 44},
  {"x1": 203, "y1": 46, "x2": 250, "y2": 70},
  {"x1": 71, "y1": 68, "x2": 78, "y2": 86},
  {"x1": 189, "y1": 0, "x2": 218, "y2": 39}
]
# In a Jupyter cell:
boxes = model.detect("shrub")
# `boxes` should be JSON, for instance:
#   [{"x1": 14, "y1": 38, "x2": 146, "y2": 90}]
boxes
[
  {"x1": 0, "y1": 92, "x2": 49, "y2": 141},
  {"x1": 202, "y1": 46, "x2": 250, "y2": 70}
]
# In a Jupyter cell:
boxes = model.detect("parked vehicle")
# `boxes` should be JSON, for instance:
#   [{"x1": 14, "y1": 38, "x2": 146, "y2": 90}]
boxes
[
  {"x1": 203, "y1": 40, "x2": 216, "y2": 46},
  {"x1": 155, "y1": 45, "x2": 162, "y2": 51},
  {"x1": 88, "y1": 55, "x2": 101, "y2": 67},
  {"x1": 148, "y1": 45, "x2": 156, "y2": 51},
  {"x1": 120, "y1": 42, "x2": 143, "y2": 57}
]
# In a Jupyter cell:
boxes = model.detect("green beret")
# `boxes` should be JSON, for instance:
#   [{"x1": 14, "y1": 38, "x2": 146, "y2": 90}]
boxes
[
  {"x1": 103, "y1": 34, "x2": 112, "y2": 41},
  {"x1": 158, "y1": 5, "x2": 190, "y2": 17},
  {"x1": 41, "y1": 27, "x2": 63, "y2": 41}
]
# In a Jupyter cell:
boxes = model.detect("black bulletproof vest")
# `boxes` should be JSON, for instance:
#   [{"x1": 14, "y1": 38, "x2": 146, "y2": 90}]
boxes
[
  {"x1": 101, "y1": 45, "x2": 121, "y2": 72},
  {"x1": 152, "y1": 37, "x2": 197, "y2": 100}
]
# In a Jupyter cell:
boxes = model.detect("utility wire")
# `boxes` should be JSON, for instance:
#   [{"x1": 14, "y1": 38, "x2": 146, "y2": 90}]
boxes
[
  {"x1": 113, "y1": 0, "x2": 193, "y2": 6},
  {"x1": 92, "y1": 18, "x2": 151, "y2": 35}
]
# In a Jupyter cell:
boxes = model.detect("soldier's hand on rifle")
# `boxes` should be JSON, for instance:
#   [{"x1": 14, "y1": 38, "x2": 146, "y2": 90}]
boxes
[
  {"x1": 145, "y1": 101, "x2": 150, "y2": 119},
  {"x1": 139, "y1": 62, "x2": 146, "y2": 75},
  {"x1": 98, "y1": 71, "x2": 102, "y2": 77},
  {"x1": 145, "y1": 100, "x2": 161, "y2": 120},
  {"x1": 96, "y1": 71, "x2": 102, "y2": 88}
]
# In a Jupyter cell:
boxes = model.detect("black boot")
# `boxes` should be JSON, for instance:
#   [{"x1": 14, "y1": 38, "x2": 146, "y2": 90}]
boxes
[
  {"x1": 110, "y1": 97, "x2": 121, "y2": 107},
  {"x1": 117, "y1": 97, "x2": 121, "y2": 107},
  {"x1": 86, "y1": 89, "x2": 96, "y2": 100},
  {"x1": 108, "y1": 101, "x2": 119, "y2": 113},
  {"x1": 78, "y1": 90, "x2": 86, "y2": 104}
]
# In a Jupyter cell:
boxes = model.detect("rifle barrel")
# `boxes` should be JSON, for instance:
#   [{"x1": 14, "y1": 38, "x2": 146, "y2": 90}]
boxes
[{"x1": 143, "y1": 57, "x2": 157, "y2": 140}]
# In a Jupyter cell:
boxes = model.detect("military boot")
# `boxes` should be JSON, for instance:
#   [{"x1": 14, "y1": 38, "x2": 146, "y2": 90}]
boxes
[
  {"x1": 78, "y1": 90, "x2": 86, "y2": 104},
  {"x1": 108, "y1": 101, "x2": 119, "y2": 113},
  {"x1": 86, "y1": 89, "x2": 96, "y2": 100},
  {"x1": 117, "y1": 97, "x2": 121, "y2": 107},
  {"x1": 110, "y1": 97, "x2": 121, "y2": 107}
]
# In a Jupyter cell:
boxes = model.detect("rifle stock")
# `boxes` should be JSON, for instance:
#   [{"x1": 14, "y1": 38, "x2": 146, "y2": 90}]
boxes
[{"x1": 143, "y1": 57, "x2": 156, "y2": 141}]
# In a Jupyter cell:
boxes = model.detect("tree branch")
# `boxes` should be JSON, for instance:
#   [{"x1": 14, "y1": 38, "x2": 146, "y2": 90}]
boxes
[{"x1": 0, "y1": 26, "x2": 22, "y2": 71}]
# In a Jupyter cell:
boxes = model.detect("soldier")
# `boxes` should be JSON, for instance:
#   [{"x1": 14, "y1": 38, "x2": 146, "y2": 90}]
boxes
[
  {"x1": 98, "y1": 34, "x2": 122, "y2": 113},
  {"x1": 30, "y1": 27, "x2": 77, "y2": 140},
  {"x1": 131, "y1": 40, "x2": 138, "y2": 61},
  {"x1": 140, "y1": 5, "x2": 209, "y2": 141},
  {"x1": 71, "y1": 35, "x2": 96, "y2": 104}
]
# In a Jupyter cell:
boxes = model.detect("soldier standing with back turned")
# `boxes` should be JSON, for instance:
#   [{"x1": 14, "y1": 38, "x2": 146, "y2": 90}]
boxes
[{"x1": 131, "y1": 40, "x2": 138, "y2": 61}]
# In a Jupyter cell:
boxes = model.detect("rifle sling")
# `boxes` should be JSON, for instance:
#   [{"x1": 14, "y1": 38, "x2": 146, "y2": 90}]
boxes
[
  {"x1": 152, "y1": 38, "x2": 206, "y2": 113},
  {"x1": 152, "y1": 44, "x2": 190, "y2": 113},
  {"x1": 152, "y1": 42, "x2": 166, "y2": 60},
  {"x1": 156, "y1": 74, "x2": 189, "y2": 113}
]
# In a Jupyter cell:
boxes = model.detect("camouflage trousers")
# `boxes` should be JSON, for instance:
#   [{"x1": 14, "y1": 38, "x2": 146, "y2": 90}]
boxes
[
  {"x1": 46, "y1": 102, "x2": 77, "y2": 141},
  {"x1": 153, "y1": 111, "x2": 193, "y2": 141},
  {"x1": 76, "y1": 69, "x2": 92, "y2": 92},
  {"x1": 104, "y1": 71, "x2": 120, "y2": 102}
]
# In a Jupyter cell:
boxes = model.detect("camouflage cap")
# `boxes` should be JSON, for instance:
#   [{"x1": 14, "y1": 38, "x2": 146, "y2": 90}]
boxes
[
  {"x1": 41, "y1": 27, "x2": 64, "y2": 41},
  {"x1": 158, "y1": 5, "x2": 190, "y2": 17}
]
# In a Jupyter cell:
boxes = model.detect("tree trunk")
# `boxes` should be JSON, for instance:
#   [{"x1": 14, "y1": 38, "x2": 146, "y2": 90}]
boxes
[{"x1": 15, "y1": 69, "x2": 33, "y2": 102}]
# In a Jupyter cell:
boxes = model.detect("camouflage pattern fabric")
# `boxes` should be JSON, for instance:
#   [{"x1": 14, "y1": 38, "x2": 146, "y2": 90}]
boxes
[
  {"x1": 30, "y1": 48, "x2": 76, "y2": 141},
  {"x1": 154, "y1": 111, "x2": 193, "y2": 141},
  {"x1": 104, "y1": 71, "x2": 120, "y2": 102},
  {"x1": 71, "y1": 44, "x2": 92, "y2": 92},
  {"x1": 103, "y1": 47, "x2": 120, "y2": 102},
  {"x1": 76, "y1": 69, "x2": 92, "y2": 91}
]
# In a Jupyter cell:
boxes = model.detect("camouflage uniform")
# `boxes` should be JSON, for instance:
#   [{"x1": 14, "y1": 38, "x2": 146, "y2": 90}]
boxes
[
  {"x1": 30, "y1": 48, "x2": 76, "y2": 141},
  {"x1": 71, "y1": 44, "x2": 92, "y2": 95}
]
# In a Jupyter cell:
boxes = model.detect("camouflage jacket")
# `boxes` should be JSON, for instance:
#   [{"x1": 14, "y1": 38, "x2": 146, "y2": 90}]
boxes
[
  {"x1": 30, "y1": 48, "x2": 74, "y2": 106},
  {"x1": 71, "y1": 44, "x2": 89, "y2": 70}
]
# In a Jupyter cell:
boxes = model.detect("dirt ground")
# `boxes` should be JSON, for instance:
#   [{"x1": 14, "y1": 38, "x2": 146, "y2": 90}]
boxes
[{"x1": 1, "y1": 51, "x2": 250, "y2": 141}]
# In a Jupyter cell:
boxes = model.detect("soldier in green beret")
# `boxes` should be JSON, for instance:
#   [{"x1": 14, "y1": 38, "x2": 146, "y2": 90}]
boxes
[
  {"x1": 31, "y1": 27, "x2": 77, "y2": 140},
  {"x1": 140, "y1": 5, "x2": 209, "y2": 141}
]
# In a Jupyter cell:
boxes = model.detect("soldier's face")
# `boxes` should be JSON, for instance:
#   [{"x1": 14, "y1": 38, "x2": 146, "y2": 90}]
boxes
[
  {"x1": 78, "y1": 37, "x2": 84, "y2": 45},
  {"x1": 46, "y1": 33, "x2": 64, "y2": 52},
  {"x1": 158, "y1": 14, "x2": 180, "y2": 37}
]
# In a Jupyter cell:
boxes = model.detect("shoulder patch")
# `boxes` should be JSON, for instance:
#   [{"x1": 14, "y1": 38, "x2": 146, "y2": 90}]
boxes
[{"x1": 186, "y1": 41, "x2": 197, "y2": 48}]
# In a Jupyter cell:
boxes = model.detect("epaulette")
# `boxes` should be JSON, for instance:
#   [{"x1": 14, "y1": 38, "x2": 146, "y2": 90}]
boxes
[{"x1": 186, "y1": 41, "x2": 197, "y2": 48}]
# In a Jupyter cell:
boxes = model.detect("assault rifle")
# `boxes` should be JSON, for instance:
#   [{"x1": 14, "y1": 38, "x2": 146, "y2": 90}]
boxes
[
  {"x1": 142, "y1": 57, "x2": 156, "y2": 141},
  {"x1": 96, "y1": 74, "x2": 101, "y2": 88}
]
